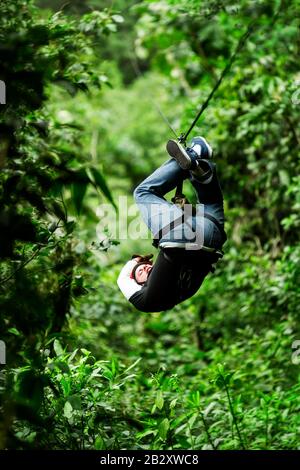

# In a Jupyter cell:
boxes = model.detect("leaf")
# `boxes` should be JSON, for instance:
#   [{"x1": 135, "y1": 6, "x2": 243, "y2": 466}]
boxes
[
  {"x1": 136, "y1": 429, "x2": 157, "y2": 439},
  {"x1": 95, "y1": 435, "x2": 106, "y2": 450},
  {"x1": 123, "y1": 357, "x2": 142, "y2": 375},
  {"x1": 80, "y1": 348, "x2": 91, "y2": 356},
  {"x1": 71, "y1": 182, "x2": 88, "y2": 215},
  {"x1": 155, "y1": 390, "x2": 164, "y2": 410},
  {"x1": 158, "y1": 418, "x2": 170, "y2": 440},
  {"x1": 87, "y1": 167, "x2": 117, "y2": 211},
  {"x1": 55, "y1": 79, "x2": 78, "y2": 96},
  {"x1": 189, "y1": 391, "x2": 200, "y2": 407},
  {"x1": 106, "y1": 23, "x2": 117, "y2": 33},
  {"x1": 74, "y1": 241, "x2": 86, "y2": 254},
  {"x1": 68, "y1": 349, "x2": 79, "y2": 363},
  {"x1": 103, "y1": 370, "x2": 113, "y2": 381},
  {"x1": 60, "y1": 377, "x2": 71, "y2": 396},
  {"x1": 112, "y1": 15, "x2": 124, "y2": 23},
  {"x1": 279, "y1": 170, "x2": 290, "y2": 186},
  {"x1": 204, "y1": 401, "x2": 217, "y2": 418},
  {"x1": 170, "y1": 398, "x2": 178, "y2": 409},
  {"x1": 68, "y1": 394, "x2": 81, "y2": 410},
  {"x1": 111, "y1": 357, "x2": 117, "y2": 377},
  {"x1": 188, "y1": 413, "x2": 198, "y2": 428},
  {"x1": 56, "y1": 361, "x2": 70, "y2": 374},
  {"x1": 51, "y1": 200, "x2": 67, "y2": 221},
  {"x1": 65, "y1": 220, "x2": 76, "y2": 234},
  {"x1": 90, "y1": 366, "x2": 103, "y2": 378},
  {"x1": 8, "y1": 327, "x2": 20, "y2": 336},
  {"x1": 63, "y1": 401, "x2": 73, "y2": 419},
  {"x1": 171, "y1": 413, "x2": 191, "y2": 431},
  {"x1": 53, "y1": 339, "x2": 64, "y2": 357}
]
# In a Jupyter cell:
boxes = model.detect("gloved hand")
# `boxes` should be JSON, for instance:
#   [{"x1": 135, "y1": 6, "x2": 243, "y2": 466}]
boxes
[{"x1": 131, "y1": 253, "x2": 154, "y2": 264}]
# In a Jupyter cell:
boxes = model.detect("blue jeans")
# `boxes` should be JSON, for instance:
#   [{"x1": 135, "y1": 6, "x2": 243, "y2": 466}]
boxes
[{"x1": 133, "y1": 158, "x2": 226, "y2": 249}]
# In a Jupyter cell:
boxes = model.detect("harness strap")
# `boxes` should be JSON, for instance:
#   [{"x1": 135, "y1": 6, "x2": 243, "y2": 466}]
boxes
[
  {"x1": 174, "y1": 179, "x2": 183, "y2": 198},
  {"x1": 152, "y1": 211, "x2": 226, "y2": 249},
  {"x1": 152, "y1": 213, "x2": 184, "y2": 248}
]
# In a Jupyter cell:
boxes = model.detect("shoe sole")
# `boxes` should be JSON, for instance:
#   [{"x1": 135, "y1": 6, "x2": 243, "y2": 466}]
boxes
[{"x1": 166, "y1": 140, "x2": 191, "y2": 170}]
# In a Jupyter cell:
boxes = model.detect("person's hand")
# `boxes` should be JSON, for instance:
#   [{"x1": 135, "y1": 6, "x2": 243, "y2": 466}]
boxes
[
  {"x1": 131, "y1": 253, "x2": 153, "y2": 264},
  {"x1": 131, "y1": 253, "x2": 143, "y2": 262}
]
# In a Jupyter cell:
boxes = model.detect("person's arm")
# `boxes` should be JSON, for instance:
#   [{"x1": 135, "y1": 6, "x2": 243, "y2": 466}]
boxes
[
  {"x1": 117, "y1": 259, "x2": 142, "y2": 300},
  {"x1": 129, "y1": 250, "x2": 178, "y2": 312}
]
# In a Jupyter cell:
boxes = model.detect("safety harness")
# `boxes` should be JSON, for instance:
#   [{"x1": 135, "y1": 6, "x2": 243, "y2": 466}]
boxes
[
  {"x1": 152, "y1": 211, "x2": 225, "y2": 249},
  {"x1": 152, "y1": 189, "x2": 226, "y2": 251}
]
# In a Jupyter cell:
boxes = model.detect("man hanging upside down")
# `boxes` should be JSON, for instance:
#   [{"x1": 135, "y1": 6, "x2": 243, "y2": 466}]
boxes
[{"x1": 117, "y1": 136, "x2": 227, "y2": 313}]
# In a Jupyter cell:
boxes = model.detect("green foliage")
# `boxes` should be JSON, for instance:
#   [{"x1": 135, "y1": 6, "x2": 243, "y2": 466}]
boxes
[
  {"x1": 0, "y1": 0, "x2": 120, "y2": 447},
  {"x1": 1, "y1": 0, "x2": 299, "y2": 451},
  {"x1": 13, "y1": 346, "x2": 143, "y2": 449}
]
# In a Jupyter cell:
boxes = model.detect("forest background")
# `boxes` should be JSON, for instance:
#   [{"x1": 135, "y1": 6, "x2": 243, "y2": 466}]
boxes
[{"x1": 0, "y1": 0, "x2": 299, "y2": 450}]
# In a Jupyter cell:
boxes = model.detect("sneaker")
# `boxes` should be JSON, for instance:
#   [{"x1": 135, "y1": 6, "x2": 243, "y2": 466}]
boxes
[
  {"x1": 187, "y1": 136, "x2": 213, "y2": 160},
  {"x1": 166, "y1": 140, "x2": 192, "y2": 170},
  {"x1": 166, "y1": 136, "x2": 213, "y2": 171}
]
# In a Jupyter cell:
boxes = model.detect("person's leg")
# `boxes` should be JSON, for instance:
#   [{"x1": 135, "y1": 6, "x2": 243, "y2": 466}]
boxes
[
  {"x1": 133, "y1": 158, "x2": 189, "y2": 239},
  {"x1": 166, "y1": 136, "x2": 224, "y2": 223},
  {"x1": 165, "y1": 136, "x2": 226, "y2": 247},
  {"x1": 189, "y1": 160, "x2": 226, "y2": 247},
  {"x1": 189, "y1": 160, "x2": 225, "y2": 224}
]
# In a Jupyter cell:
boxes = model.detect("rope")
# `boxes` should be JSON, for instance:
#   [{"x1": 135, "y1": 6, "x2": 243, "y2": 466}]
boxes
[
  {"x1": 129, "y1": 19, "x2": 261, "y2": 205},
  {"x1": 131, "y1": 21, "x2": 258, "y2": 201},
  {"x1": 179, "y1": 20, "x2": 257, "y2": 144},
  {"x1": 173, "y1": 20, "x2": 258, "y2": 201}
]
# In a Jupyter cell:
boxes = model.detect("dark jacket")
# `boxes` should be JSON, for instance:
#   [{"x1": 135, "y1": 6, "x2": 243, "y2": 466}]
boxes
[{"x1": 129, "y1": 248, "x2": 220, "y2": 312}]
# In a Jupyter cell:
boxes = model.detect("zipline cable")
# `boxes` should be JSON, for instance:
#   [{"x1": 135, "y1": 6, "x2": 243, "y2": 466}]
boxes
[
  {"x1": 131, "y1": 19, "x2": 258, "y2": 146},
  {"x1": 128, "y1": 6, "x2": 282, "y2": 238},
  {"x1": 179, "y1": 20, "x2": 257, "y2": 144},
  {"x1": 129, "y1": 20, "x2": 259, "y2": 201}
]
